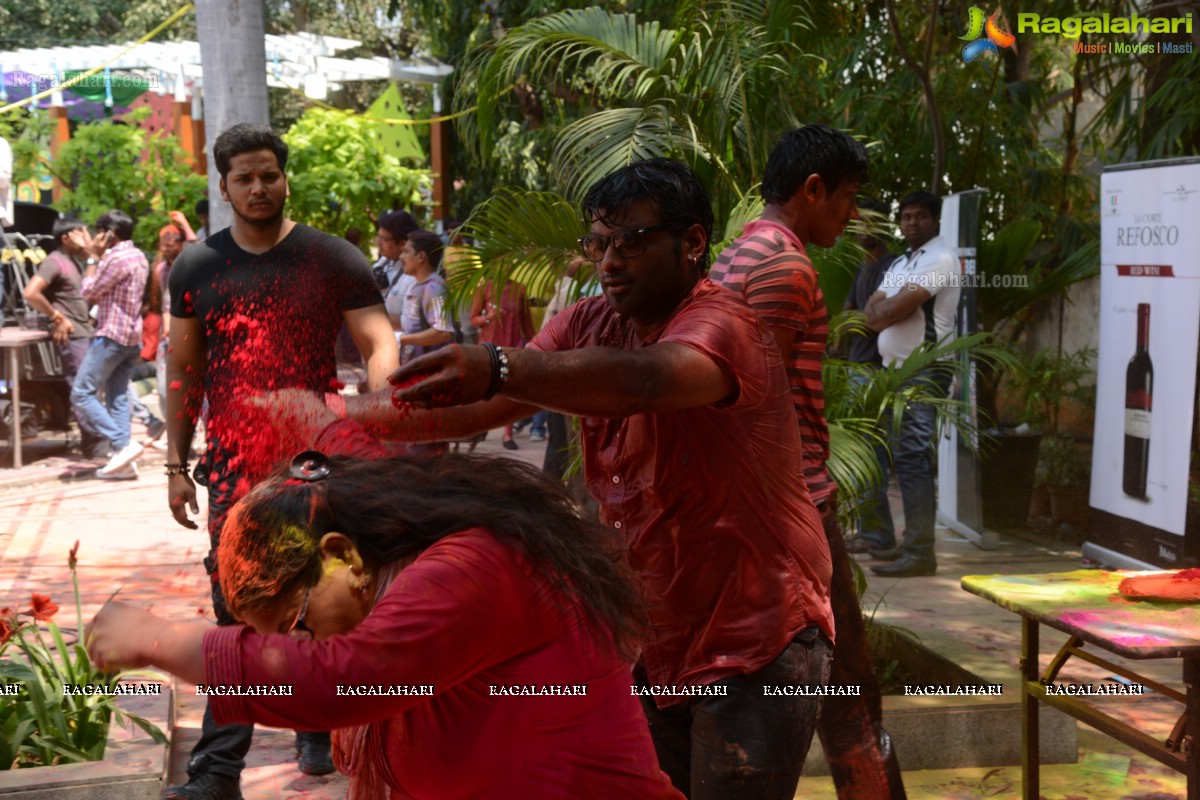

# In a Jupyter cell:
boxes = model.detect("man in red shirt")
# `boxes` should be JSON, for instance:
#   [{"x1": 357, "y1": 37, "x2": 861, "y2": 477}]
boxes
[
  {"x1": 709, "y1": 125, "x2": 906, "y2": 799},
  {"x1": 332, "y1": 159, "x2": 834, "y2": 799}
]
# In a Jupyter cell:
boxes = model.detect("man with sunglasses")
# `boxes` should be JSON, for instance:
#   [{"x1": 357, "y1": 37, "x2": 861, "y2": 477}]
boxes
[
  {"x1": 710, "y1": 126, "x2": 907, "y2": 800},
  {"x1": 310, "y1": 158, "x2": 834, "y2": 799}
]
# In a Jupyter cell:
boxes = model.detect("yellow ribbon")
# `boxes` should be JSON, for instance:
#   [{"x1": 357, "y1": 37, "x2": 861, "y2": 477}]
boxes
[
  {"x1": 0, "y1": 4, "x2": 195, "y2": 115},
  {"x1": 278, "y1": 82, "x2": 480, "y2": 126}
]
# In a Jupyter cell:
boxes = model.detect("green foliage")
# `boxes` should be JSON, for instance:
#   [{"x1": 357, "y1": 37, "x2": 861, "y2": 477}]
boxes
[
  {"x1": 51, "y1": 111, "x2": 206, "y2": 253},
  {"x1": 0, "y1": 545, "x2": 165, "y2": 770},
  {"x1": 0, "y1": 0, "x2": 192, "y2": 48},
  {"x1": 1010, "y1": 346, "x2": 1096, "y2": 434},
  {"x1": 282, "y1": 108, "x2": 433, "y2": 247},
  {"x1": 453, "y1": 188, "x2": 581, "y2": 301},
  {"x1": 462, "y1": 3, "x2": 809, "y2": 225},
  {"x1": 0, "y1": 110, "x2": 53, "y2": 187},
  {"x1": 823, "y1": 326, "x2": 1019, "y2": 529},
  {"x1": 1036, "y1": 435, "x2": 1091, "y2": 490}
]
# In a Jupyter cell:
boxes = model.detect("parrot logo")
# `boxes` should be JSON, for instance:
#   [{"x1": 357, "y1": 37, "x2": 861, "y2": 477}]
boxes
[{"x1": 961, "y1": 7, "x2": 1015, "y2": 62}]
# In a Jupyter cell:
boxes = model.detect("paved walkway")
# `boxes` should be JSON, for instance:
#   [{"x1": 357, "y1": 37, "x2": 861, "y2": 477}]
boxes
[{"x1": 1, "y1": 422, "x2": 1188, "y2": 799}]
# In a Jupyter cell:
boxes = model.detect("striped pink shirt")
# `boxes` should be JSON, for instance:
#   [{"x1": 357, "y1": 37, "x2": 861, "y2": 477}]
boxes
[
  {"x1": 710, "y1": 220, "x2": 835, "y2": 506},
  {"x1": 81, "y1": 240, "x2": 148, "y2": 347}
]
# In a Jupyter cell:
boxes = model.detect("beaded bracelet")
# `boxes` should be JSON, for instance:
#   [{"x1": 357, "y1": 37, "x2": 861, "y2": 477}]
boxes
[
  {"x1": 164, "y1": 462, "x2": 189, "y2": 477},
  {"x1": 481, "y1": 343, "x2": 511, "y2": 400}
]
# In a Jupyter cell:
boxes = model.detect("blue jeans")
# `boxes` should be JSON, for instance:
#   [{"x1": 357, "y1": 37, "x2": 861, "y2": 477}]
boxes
[
  {"x1": 530, "y1": 409, "x2": 548, "y2": 437},
  {"x1": 70, "y1": 337, "x2": 140, "y2": 450},
  {"x1": 863, "y1": 367, "x2": 953, "y2": 562}
]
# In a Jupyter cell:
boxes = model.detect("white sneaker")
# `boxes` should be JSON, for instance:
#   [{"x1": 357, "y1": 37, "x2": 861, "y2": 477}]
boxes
[
  {"x1": 96, "y1": 462, "x2": 138, "y2": 481},
  {"x1": 100, "y1": 441, "x2": 144, "y2": 474}
]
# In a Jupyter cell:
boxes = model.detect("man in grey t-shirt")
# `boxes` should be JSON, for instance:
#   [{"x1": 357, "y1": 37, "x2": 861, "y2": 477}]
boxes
[{"x1": 22, "y1": 218, "x2": 106, "y2": 458}]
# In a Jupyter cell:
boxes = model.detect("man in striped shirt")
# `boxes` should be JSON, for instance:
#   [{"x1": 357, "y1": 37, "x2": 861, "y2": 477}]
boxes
[
  {"x1": 710, "y1": 125, "x2": 906, "y2": 800},
  {"x1": 73, "y1": 209, "x2": 149, "y2": 480}
]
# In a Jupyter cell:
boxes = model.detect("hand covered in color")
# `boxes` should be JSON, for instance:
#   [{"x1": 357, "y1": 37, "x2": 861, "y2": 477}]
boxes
[{"x1": 389, "y1": 344, "x2": 492, "y2": 409}]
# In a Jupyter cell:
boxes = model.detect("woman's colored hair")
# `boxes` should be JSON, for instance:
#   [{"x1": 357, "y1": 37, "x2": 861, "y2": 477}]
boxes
[{"x1": 218, "y1": 453, "x2": 645, "y2": 659}]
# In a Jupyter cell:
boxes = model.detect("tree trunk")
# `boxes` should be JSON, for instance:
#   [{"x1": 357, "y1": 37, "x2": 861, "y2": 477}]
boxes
[{"x1": 195, "y1": 0, "x2": 270, "y2": 233}]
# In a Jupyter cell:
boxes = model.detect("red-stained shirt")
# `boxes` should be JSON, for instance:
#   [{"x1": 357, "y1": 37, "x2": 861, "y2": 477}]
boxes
[
  {"x1": 531, "y1": 279, "x2": 834, "y2": 705},
  {"x1": 203, "y1": 422, "x2": 681, "y2": 800},
  {"x1": 710, "y1": 220, "x2": 835, "y2": 506}
]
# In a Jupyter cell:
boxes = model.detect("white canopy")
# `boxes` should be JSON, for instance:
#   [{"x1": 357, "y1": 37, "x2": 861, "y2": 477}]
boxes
[{"x1": 0, "y1": 32, "x2": 452, "y2": 102}]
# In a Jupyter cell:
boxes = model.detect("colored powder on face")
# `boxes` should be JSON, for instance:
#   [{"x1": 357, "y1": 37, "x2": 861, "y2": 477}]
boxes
[{"x1": 219, "y1": 506, "x2": 318, "y2": 614}]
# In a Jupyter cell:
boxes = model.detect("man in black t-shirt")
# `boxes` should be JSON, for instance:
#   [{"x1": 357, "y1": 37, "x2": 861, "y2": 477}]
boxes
[
  {"x1": 164, "y1": 124, "x2": 396, "y2": 800},
  {"x1": 842, "y1": 198, "x2": 898, "y2": 556}
]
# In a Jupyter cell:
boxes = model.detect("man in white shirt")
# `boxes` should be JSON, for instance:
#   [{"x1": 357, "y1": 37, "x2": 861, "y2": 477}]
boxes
[
  {"x1": 862, "y1": 191, "x2": 960, "y2": 577},
  {"x1": 0, "y1": 134, "x2": 13, "y2": 229}
]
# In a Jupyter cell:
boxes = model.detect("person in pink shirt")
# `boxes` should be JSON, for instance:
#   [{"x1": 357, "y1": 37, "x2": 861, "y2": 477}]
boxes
[
  {"x1": 470, "y1": 278, "x2": 534, "y2": 449},
  {"x1": 74, "y1": 209, "x2": 149, "y2": 479},
  {"x1": 86, "y1": 414, "x2": 682, "y2": 800}
]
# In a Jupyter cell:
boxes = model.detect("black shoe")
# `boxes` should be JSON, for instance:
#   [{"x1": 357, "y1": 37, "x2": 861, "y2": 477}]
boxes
[
  {"x1": 162, "y1": 773, "x2": 243, "y2": 800},
  {"x1": 296, "y1": 738, "x2": 335, "y2": 776},
  {"x1": 502, "y1": 438, "x2": 518, "y2": 450},
  {"x1": 843, "y1": 536, "x2": 873, "y2": 554},
  {"x1": 869, "y1": 544, "x2": 905, "y2": 561},
  {"x1": 871, "y1": 555, "x2": 937, "y2": 577}
]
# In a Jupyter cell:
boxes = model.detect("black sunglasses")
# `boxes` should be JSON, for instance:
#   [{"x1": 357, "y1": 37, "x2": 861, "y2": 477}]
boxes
[{"x1": 577, "y1": 222, "x2": 686, "y2": 263}]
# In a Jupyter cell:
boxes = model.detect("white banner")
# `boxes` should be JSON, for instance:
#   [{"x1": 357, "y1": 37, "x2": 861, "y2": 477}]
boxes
[{"x1": 1092, "y1": 160, "x2": 1200, "y2": 546}]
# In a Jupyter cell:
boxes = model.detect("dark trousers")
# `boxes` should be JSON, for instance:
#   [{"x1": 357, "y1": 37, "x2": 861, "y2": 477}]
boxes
[
  {"x1": 186, "y1": 486, "x2": 327, "y2": 781},
  {"x1": 542, "y1": 411, "x2": 570, "y2": 480},
  {"x1": 862, "y1": 367, "x2": 953, "y2": 562},
  {"x1": 816, "y1": 500, "x2": 907, "y2": 800},
  {"x1": 635, "y1": 628, "x2": 832, "y2": 800}
]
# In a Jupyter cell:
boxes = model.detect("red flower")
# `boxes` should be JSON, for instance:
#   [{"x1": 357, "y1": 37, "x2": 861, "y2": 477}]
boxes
[
  {"x1": 0, "y1": 617, "x2": 13, "y2": 645},
  {"x1": 29, "y1": 594, "x2": 59, "y2": 621},
  {"x1": 0, "y1": 607, "x2": 12, "y2": 619},
  {"x1": 68, "y1": 540, "x2": 80, "y2": 571}
]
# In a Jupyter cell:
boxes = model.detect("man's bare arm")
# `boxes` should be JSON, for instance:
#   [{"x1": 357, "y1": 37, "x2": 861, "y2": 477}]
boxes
[
  {"x1": 863, "y1": 285, "x2": 931, "y2": 332},
  {"x1": 394, "y1": 341, "x2": 736, "y2": 419},
  {"x1": 344, "y1": 390, "x2": 536, "y2": 443},
  {"x1": 165, "y1": 315, "x2": 206, "y2": 529},
  {"x1": 344, "y1": 304, "x2": 399, "y2": 392}
]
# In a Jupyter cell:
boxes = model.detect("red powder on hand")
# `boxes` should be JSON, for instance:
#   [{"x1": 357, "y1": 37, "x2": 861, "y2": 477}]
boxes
[{"x1": 169, "y1": 380, "x2": 183, "y2": 390}]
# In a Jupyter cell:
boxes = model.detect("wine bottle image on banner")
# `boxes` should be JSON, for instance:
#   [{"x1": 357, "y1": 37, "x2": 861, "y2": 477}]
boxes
[{"x1": 1123, "y1": 303, "x2": 1152, "y2": 499}]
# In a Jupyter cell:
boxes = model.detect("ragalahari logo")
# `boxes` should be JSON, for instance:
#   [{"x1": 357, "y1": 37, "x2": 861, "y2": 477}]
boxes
[{"x1": 961, "y1": 7, "x2": 1016, "y2": 62}]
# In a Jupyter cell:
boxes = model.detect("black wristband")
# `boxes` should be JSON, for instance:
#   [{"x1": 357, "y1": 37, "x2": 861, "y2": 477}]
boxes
[
  {"x1": 482, "y1": 343, "x2": 502, "y2": 400},
  {"x1": 164, "y1": 462, "x2": 189, "y2": 477}
]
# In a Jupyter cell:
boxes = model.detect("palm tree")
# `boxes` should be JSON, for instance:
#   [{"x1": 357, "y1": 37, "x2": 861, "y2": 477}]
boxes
[
  {"x1": 461, "y1": 3, "x2": 810, "y2": 220},
  {"x1": 195, "y1": 0, "x2": 270, "y2": 231}
]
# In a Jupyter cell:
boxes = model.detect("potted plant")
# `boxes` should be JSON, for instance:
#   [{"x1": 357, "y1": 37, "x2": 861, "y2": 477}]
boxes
[
  {"x1": 1009, "y1": 345, "x2": 1096, "y2": 524},
  {"x1": 973, "y1": 220, "x2": 1098, "y2": 529},
  {"x1": 1038, "y1": 435, "x2": 1092, "y2": 528}
]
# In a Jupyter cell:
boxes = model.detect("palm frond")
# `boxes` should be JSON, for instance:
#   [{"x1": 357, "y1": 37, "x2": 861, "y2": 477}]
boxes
[
  {"x1": 550, "y1": 103, "x2": 721, "y2": 201},
  {"x1": 450, "y1": 188, "x2": 585, "y2": 303},
  {"x1": 468, "y1": 9, "x2": 685, "y2": 160}
]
